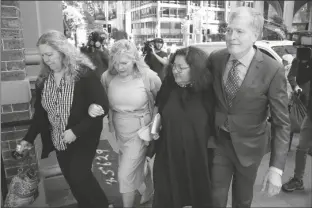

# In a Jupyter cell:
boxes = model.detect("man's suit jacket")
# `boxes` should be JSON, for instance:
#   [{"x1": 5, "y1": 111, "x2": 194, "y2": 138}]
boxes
[{"x1": 208, "y1": 47, "x2": 290, "y2": 170}]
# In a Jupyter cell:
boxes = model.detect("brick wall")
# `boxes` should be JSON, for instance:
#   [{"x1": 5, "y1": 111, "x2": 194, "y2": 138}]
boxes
[{"x1": 1, "y1": 0, "x2": 38, "y2": 185}]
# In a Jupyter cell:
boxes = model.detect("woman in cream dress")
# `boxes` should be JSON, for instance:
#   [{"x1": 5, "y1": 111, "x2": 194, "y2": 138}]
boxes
[{"x1": 89, "y1": 40, "x2": 161, "y2": 207}]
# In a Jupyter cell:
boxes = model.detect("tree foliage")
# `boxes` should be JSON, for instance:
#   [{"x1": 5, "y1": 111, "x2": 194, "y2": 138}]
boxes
[
  {"x1": 263, "y1": 14, "x2": 288, "y2": 40},
  {"x1": 62, "y1": 1, "x2": 84, "y2": 31},
  {"x1": 218, "y1": 22, "x2": 228, "y2": 34},
  {"x1": 111, "y1": 28, "x2": 128, "y2": 41},
  {"x1": 62, "y1": 1, "x2": 106, "y2": 29}
]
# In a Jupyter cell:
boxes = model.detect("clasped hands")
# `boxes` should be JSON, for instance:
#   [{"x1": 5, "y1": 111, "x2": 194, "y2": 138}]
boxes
[
  {"x1": 62, "y1": 104, "x2": 104, "y2": 145},
  {"x1": 89, "y1": 103, "x2": 105, "y2": 118},
  {"x1": 62, "y1": 103, "x2": 105, "y2": 145}
]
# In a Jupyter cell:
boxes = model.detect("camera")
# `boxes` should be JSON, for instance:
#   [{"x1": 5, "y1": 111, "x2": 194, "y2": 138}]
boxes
[
  {"x1": 142, "y1": 40, "x2": 154, "y2": 56},
  {"x1": 87, "y1": 31, "x2": 106, "y2": 48},
  {"x1": 142, "y1": 38, "x2": 164, "y2": 56}
]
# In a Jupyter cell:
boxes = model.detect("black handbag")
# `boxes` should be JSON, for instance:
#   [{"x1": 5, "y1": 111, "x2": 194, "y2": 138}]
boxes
[
  {"x1": 289, "y1": 93, "x2": 307, "y2": 133},
  {"x1": 146, "y1": 140, "x2": 156, "y2": 159}
]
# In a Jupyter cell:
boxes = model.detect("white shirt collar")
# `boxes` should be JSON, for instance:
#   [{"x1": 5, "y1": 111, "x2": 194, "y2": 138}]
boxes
[{"x1": 229, "y1": 47, "x2": 255, "y2": 67}]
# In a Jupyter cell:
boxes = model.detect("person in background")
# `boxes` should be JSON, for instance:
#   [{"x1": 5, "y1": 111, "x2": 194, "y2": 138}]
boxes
[
  {"x1": 282, "y1": 54, "x2": 295, "y2": 152},
  {"x1": 287, "y1": 57, "x2": 310, "y2": 108},
  {"x1": 282, "y1": 54, "x2": 295, "y2": 100},
  {"x1": 18, "y1": 30, "x2": 110, "y2": 208},
  {"x1": 208, "y1": 7, "x2": 290, "y2": 207},
  {"x1": 81, "y1": 31, "x2": 109, "y2": 79},
  {"x1": 151, "y1": 46, "x2": 215, "y2": 208},
  {"x1": 166, "y1": 47, "x2": 171, "y2": 57},
  {"x1": 144, "y1": 38, "x2": 168, "y2": 80},
  {"x1": 88, "y1": 39, "x2": 161, "y2": 208},
  {"x1": 282, "y1": 55, "x2": 312, "y2": 193}
]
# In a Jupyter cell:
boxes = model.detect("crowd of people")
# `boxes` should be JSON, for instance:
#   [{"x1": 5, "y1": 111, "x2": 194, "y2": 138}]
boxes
[{"x1": 17, "y1": 6, "x2": 311, "y2": 208}]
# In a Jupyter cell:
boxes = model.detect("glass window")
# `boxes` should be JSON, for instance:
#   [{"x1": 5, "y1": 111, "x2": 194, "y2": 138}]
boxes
[
  {"x1": 153, "y1": 7, "x2": 156, "y2": 16},
  {"x1": 217, "y1": 0, "x2": 225, "y2": 8},
  {"x1": 177, "y1": 8, "x2": 186, "y2": 18},
  {"x1": 174, "y1": 22, "x2": 181, "y2": 29},
  {"x1": 208, "y1": 0, "x2": 216, "y2": 7},
  {"x1": 242, "y1": 1, "x2": 254, "y2": 8},
  {"x1": 161, "y1": 22, "x2": 170, "y2": 29},
  {"x1": 162, "y1": 8, "x2": 169, "y2": 17},
  {"x1": 169, "y1": 8, "x2": 176, "y2": 17},
  {"x1": 177, "y1": 0, "x2": 186, "y2": 5},
  {"x1": 191, "y1": 0, "x2": 200, "y2": 6},
  {"x1": 147, "y1": 22, "x2": 153, "y2": 28},
  {"x1": 217, "y1": 11, "x2": 224, "y2": 21}
]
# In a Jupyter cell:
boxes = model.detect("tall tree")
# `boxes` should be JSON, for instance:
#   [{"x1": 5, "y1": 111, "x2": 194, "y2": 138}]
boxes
[
  {"x1": 218, "y1": 22, "x2": 228, "y2": 34},
  {"x1": 62, "y1": 2, "x2": 84, "y2": 31}
]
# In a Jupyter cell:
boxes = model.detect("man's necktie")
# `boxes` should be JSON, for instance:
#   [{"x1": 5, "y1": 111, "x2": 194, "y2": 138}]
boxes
[{"x1": 224, "y1": 59, "x2": 241, "y2": 130}]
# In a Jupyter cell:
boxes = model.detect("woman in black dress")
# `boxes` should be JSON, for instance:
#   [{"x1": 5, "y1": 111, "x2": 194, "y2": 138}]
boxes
[{"x1": 151, "y1": 46, "x2": 215, "y2": 208}]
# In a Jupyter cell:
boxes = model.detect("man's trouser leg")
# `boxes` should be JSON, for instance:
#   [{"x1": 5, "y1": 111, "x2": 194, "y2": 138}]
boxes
[{"x1": 294, "y1": 116, "x2": 312, "y2": 179}]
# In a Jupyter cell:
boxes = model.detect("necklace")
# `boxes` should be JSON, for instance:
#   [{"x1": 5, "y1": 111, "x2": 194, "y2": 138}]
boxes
[
  {"x1": 177, "y1": 82, "x2": 193, "y2": 88},
  {"x1": 119, "y1": 75, "x2": 133, "y2": 83}
]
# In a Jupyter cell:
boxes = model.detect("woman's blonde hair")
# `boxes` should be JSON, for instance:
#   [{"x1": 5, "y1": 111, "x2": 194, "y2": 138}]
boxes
[
  {"x1": 36, "y1": 30, "x2": 95, "y2": 86},
  {"x1": 108, "y1": 39, "x2": 151, "y2": 77}
]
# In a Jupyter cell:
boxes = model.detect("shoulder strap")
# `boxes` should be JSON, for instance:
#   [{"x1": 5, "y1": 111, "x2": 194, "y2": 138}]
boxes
[
  {"x1": 142, "y1": 72, "x2": 151, "y2": 91},
  {"x1": 101, "y1": 71, "x2": 113, "y2": 92}
]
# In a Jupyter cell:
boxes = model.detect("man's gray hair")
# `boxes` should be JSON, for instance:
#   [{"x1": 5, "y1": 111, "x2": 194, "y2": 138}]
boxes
[{"x1": 228, "y1": 7, "x2": 264, "y2": 39}]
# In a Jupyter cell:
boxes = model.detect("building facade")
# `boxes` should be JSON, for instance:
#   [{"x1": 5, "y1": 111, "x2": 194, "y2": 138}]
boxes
[
  {"x1": 129, "y1": 0, "x2": 229, "y2": 46},
  {"x1": 232, "y1": 1, "x2": 312, "y2": 32}
]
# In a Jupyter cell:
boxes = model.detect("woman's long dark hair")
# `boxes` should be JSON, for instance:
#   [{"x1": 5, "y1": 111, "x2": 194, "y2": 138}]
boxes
[
  {"x1": 156, "y1": 46, "x2": 214, "y2": 109},
  {"x1": 163, "y1": 46, "x2": 213, "y2": 91},
  {"x1": 156, "y1": 46, "x2": 216, "y2": 136}
]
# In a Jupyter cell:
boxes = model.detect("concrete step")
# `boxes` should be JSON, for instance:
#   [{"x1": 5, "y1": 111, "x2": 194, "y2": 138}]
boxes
[
  {"x1": 27, "y1": 75, "x2": 37, "y2": 90},
  {"x1": 25, "y1": 65, "x2": 40, "y2": 78}
]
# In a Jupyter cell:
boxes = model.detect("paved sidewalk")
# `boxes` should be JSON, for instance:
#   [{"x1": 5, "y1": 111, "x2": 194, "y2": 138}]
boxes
[{"x1": 30, "y1": 119, "x2": 311, "y2": 207}]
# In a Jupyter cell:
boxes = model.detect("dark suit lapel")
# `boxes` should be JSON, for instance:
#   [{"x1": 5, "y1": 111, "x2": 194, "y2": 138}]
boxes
[{"x1": 233, "y1": 48, "x2": 264, "y2": 105}]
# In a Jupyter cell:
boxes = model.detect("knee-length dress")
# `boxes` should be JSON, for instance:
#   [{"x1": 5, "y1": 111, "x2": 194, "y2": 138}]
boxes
[
  {"x1": 108, "y1": 76, "x2": 151, "y2": 193},
  {"x1": 153, "y1": 85, "x2": 214, "y2": 208}
]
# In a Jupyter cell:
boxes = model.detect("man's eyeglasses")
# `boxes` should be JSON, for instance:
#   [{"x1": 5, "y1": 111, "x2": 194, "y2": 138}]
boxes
[{"x1": 171, "y1": 63, "x2": 190, "y2": 73}]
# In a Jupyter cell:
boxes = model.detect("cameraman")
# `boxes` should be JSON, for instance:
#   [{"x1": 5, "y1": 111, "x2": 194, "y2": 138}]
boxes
[
  {"x1": 80, "y1": 31, "x2": 109, "y2": 79},
  {"x1": 144, "y1": 38, "x2": 168, "y2": 80},
  {"x1": 282, "y1": 51, "x2": 312, "y2": 193}
]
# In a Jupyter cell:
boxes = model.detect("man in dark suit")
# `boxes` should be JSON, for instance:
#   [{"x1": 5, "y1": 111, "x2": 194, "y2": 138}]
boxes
[{"x1": 207, "y1": 7, "x2": 290, "y2": 208}]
